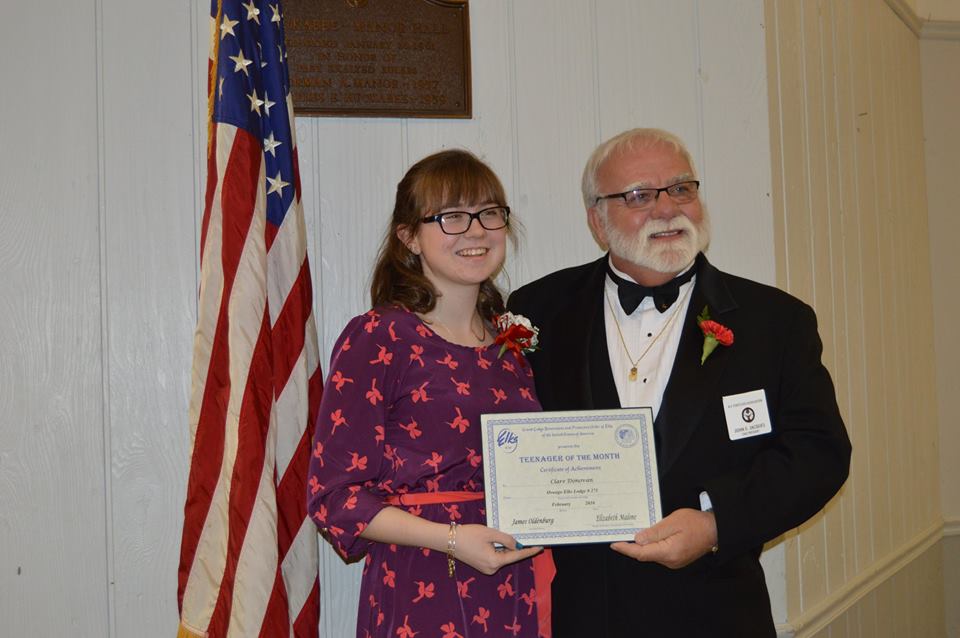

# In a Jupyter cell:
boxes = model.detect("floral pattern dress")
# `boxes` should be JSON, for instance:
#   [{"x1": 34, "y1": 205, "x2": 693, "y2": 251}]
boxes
[{"x1": 307, "y1": 306, "x2": 542, "y2": 638}]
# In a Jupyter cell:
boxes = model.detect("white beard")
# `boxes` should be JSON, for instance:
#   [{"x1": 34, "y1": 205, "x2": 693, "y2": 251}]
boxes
[{"x1": 599, "y1": 206, "x2": 711, "y2": 274}]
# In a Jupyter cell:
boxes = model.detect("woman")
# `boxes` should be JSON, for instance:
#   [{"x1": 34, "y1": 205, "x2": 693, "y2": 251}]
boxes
[{"x1": 307, "y1": 150, "x2": 546, "y2": 638}]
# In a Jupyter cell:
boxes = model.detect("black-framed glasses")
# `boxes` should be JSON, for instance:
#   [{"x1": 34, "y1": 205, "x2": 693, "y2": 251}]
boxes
[
  {"x1": 421, "y1": 206, "x2": 511, "y2": 235},
  {"x1": 594, "y1": 180, "x2": 700, "y2": 209}
]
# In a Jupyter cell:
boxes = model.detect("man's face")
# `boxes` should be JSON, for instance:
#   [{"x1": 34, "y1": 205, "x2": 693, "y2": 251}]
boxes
[{"x1": 588, "y1": 142, "x2": 709, "y2": 282}]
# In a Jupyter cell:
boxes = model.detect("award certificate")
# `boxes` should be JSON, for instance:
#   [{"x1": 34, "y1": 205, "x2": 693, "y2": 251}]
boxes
[{"x1": 480, "y1": 408, "x2": 661, "y2": 546}]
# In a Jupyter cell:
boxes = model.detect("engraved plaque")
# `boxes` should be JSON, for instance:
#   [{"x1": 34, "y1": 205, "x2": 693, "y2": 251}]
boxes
[{"x1": 283, "y1": 0, "x2": 471, "y2": 118}]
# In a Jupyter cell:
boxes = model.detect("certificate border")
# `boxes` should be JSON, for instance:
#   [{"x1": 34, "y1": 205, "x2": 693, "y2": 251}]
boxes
[{"x1": 482, "y1": 409, "x2": 659, "y2": 544}]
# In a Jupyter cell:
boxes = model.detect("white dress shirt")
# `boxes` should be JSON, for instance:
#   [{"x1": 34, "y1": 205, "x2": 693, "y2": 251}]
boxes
[{"x1": 603, "y1": 258, "x2": 696, "y2": 419}]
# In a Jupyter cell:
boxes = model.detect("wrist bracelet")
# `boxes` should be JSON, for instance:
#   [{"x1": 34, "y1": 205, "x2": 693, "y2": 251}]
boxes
[{"x1": 446, "y1": 522, "x2": 458, "y2": 577}]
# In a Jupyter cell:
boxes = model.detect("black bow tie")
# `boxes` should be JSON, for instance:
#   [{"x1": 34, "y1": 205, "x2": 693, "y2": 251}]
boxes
[{"x1": 606, "y1": 259, "x2": 698, "y2": 314}]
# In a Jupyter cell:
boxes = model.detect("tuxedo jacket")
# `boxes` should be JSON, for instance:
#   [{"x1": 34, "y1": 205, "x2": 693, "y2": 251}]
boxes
[{"x1": 507, "y1": 254, "x2": 851, "y2": 638}]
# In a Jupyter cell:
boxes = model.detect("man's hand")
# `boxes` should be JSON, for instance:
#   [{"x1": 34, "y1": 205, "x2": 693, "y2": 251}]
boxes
[{"x1": 610, "y1": 508, "x2": 718, "y2": 569}]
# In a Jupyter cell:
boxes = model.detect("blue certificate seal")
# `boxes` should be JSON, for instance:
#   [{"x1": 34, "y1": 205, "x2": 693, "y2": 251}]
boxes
[{"x1": 615, "y1": 424, "x2": 639, "y2": 448}]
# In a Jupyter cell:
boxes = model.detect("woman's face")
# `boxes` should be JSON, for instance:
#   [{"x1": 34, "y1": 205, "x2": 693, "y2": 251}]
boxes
[{"x1": 405, "y1": 201, "x2": 508, "y2": 296}]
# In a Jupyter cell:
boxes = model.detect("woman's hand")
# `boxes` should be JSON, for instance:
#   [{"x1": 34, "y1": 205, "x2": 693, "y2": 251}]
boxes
[
  {"x1": 360, "y1": 507, "x2": 541, "y2": 574},
  {"x1": 451, "y1": 524, "x2": 543, "y2": 575}
]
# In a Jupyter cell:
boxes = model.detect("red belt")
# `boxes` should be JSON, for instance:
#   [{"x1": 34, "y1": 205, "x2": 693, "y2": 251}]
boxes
[
  {"x1": 385, "y1": 490, "x2": 555, "y2": 638},
  {"x1": 384, "y1": 490, "x2": 484, "y2": 506}
]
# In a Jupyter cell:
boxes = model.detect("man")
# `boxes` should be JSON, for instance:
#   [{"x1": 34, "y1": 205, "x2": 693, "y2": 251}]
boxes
[{"x1": 507, "y1": 128, "x2": 851, "y2": 637}]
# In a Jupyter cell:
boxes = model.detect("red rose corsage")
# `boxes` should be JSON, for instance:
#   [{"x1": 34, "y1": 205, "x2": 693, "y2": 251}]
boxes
[{"x1": 492, "y1": 312, "x2": 540, "y2": 365}]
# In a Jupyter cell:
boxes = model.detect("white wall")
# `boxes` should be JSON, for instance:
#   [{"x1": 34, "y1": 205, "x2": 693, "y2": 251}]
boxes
[
  {"x1": 0, "y1": 1, "x2": 776, "y2": 635},
  {"x1": 765, "y1": 0, "x2": 952, "y2": 635},
  {"x1": 917, "y1": 0, "x2": 960, "y2": 21},
  {"x1": 921, "y1": 35, "x2": 960, "y2": 638}
]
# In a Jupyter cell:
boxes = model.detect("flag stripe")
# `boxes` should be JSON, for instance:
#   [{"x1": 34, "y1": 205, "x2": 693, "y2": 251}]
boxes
[
  {"x1": 274, "y1": 310, "x2": 319, "y2": 480},
  {"x1": 293, "y1": 579, "x2": 321, "y2": 638},
  {"x1": 179, "y1": 125, "x2": 262, "y2": 618},
  {"x1": 180, "y1": 3, "x2": 321, "y2": 634},
  {"x1": 280, "y1": 520, "x2": 321, "y2": 631},
  {"x1": 267, "y1": 197, "x2": 308, "y2": 328},
  {"x1": 259, "y1": 563, "x2": 292, "y2": 638},
  {"x1": 208, "y1": 178, "x2": 272, "y2": 631},
  {"x1": 209, "y1": 311, "x2": 273, "y2": 636},
  {"x1": 271, "y1": 259, "x2": 312, "y2": 392},
  {"x1": 276, "y1": 426, "x2": 312, "y2": 552},
  {"x1": 178, "y1": 124, "x2": 231, "y2": 605},
  {"x1": 182, "y1": 143, "x2": 271, "y2": 627}
]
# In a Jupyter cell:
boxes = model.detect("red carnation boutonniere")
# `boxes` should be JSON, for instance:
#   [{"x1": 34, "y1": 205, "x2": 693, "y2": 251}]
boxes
[
  {"x1": 697, "y1": 305, "x2": 733, "y2": 365},
  {"x1": 493, "y1": 312, "x2": 540, "y2": 365}
]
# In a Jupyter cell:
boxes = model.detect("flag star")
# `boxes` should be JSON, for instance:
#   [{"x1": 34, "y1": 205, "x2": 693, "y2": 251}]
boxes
[
  {"x1": 263, "y1": 132, "x2": 282, "y2": 156},
  {"x1": 263, "y1": 92, "x2": 276, "y2": 115},
  {"x1": 218, "y1": 75, "x2": 225, "y2": 99},
  {"x1": 277, "y1": 44, "x2": 284, "y2": 62},
  {"x1": 219, "y1": 14, "x2": 239, "y2": 39},
  {"x1": 257, "y1": 43, "x2": 267, "y2": 67},
  {"x1": 270, "y1": 4, "x2": 281, "y2": 24},
  {"x1": 243, "y1": 0, "x2": 261, "y2": 24},
  {"x1": 247, "y1": 89, "x2": 265, "y2": 115},
  {"x1": 229, "y1": 49, "x2": 253, "y2": 76},
  {"x1": 267, "y1": 171, "x2": 290, "y2": 197}
]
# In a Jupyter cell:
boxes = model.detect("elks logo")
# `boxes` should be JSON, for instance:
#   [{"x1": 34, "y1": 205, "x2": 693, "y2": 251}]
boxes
[{"x1": 497, "y1": 429, "x2": 518, "y2": 453}]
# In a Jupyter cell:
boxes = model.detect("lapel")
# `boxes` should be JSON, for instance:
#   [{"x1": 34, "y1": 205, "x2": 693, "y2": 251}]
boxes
[
  {"x1": 542, "y1": 257, "x2": 620, "y2": 410},
  {"x1": 654, "y1": 255, "x2": 738, "y2": 475}
]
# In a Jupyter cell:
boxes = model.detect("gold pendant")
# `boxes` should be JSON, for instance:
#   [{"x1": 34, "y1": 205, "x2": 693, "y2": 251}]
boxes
[{"x1": 629, "y1": 367, "x2": 638, "y2": 381}]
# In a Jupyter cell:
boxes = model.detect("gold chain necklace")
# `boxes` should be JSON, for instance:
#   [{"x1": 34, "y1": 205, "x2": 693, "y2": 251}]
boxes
[
  {"x1": 422, "y1": 313, "x2": 487, "y2": 345},
  {"x1": 604, "y1": 283, "x2": 692, "y2": 381}
]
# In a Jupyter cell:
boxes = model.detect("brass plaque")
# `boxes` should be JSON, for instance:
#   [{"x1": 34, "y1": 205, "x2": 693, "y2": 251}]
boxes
[{"x1": 284, "y1": 0, "x2": 471, "y2": 118}]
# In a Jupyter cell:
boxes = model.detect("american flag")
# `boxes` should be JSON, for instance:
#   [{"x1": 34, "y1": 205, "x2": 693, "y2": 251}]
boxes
[{"x1": 177, "y1": 1, "x2": 321, "y2": 636}]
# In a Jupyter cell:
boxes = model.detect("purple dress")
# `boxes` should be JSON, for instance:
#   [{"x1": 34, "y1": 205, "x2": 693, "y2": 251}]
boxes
[{"x1": 307, "y1": 306, "x2": 542, "y2": 638}]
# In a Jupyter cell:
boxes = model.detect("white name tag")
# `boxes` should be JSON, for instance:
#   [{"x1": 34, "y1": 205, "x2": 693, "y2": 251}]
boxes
[{"x1": 722, "y1": 389, "x2": 772, "y2": 440}]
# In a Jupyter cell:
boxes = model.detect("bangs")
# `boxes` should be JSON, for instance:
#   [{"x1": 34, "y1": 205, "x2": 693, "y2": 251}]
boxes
[{"x1": 413, "y1": 155, "x2": 506, "y2": 215}]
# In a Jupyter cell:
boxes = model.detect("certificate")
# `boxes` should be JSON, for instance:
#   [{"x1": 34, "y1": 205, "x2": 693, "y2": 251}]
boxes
[{"x1": 480, "y1": 408, "x2": 661, "y2": 546}]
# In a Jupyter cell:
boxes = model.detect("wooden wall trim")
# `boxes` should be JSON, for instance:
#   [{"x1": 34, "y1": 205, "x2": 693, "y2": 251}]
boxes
[
  {"x1": 778, "y1": 520, "x2": 943, "y2": 637},
  {"x1": 945, "y1": 518, "x2": 960, "y2": 537},
  {"x1": 884, "y1": 0, "x2": 924, "y2": 35},
  {"x1": 883, "y1": 0, "x2": 960, "y2": 39},
  {"x1": 922, "y1": 20, "x2": 960, "y2": 40}
]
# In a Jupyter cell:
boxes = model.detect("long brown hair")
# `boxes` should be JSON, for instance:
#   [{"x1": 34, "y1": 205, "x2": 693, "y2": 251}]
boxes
[{"x1": 370, "y1": 149, "x2": 513, "y2": 321}]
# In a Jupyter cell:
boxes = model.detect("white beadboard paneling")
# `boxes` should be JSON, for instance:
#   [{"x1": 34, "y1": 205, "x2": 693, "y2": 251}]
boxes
[
  {"x1": 99, "y1": 0, "x2": 201, "y2": 633},
  {"x1": 594, "y1": 0, "x2": 701, "y2": 146},
  {"x1": 510, "y1": 0, "x2": 602, "y2": 285},
  {"x1": 311, "y1": 118, "x2": 405, "y2": 359},
  {"x1": 921, "y1": 36, "x2": 960, "y2": 528},
  {"x1": 864, "y1": 0, "x2": 898, "y2": 563},
  {"x1": 766, "y1": 0, "x2": 944, "y2": 633},
  {"x1": 798, "y1": 0, "x2": 833, "y2": 610},
  {"x1": 307, "y1": 117, "x2": 405, "y2": 637},
  {"x1": 697, "y1": 0, "x2": 776, "y2": 286},
  {"x1": 403, "y1": 2, "x2": 521, "y2": 293},
  {"x1": 827, "y1": 0, "x2": 866, "y2": 588},
  {"x1": 0, "y1": 2, "x2": 109, "y2": 637},
  {"x1": 833, "y1": 0, "x2": 873, "y2": 583}
]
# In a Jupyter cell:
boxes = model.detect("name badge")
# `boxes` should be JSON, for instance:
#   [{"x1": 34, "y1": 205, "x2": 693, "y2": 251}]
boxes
[{"x1": 722, "y1": 389, "x2": 772, "y2": 440}]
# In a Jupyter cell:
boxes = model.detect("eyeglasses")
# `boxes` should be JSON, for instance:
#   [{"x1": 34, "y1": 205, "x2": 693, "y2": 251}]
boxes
[
  {"x1": 421, "y1": 206, "x2": 511, "y2": 235},
  {"x1": 594, "y1": 180, "x2": 700, "y2": 209}
]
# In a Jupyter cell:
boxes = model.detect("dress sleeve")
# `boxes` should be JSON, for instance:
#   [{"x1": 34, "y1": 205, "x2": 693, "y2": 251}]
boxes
[{"x1": 306, "y1": 310, "x2": 404, "y2": 560}]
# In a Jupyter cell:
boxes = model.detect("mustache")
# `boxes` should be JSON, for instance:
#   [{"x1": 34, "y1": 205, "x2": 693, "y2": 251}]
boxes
[{"x1": 641, "y1": 216, "x2": 696, "y2": 236}]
